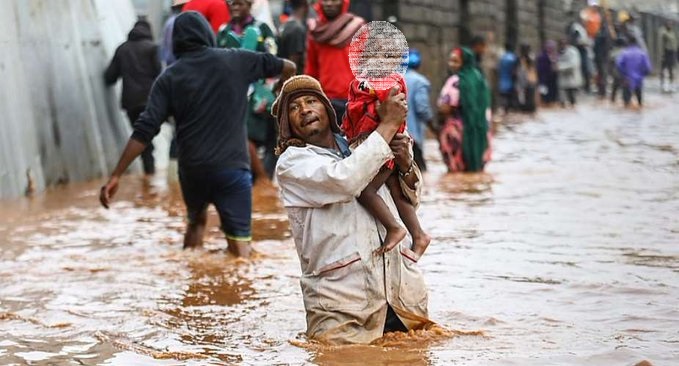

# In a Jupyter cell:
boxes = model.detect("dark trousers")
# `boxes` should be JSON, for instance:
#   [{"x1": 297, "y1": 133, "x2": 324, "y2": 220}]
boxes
[
  {"x1": 623, "y1": 86, "x2": 643, "y2": 106},
  {"x1": 413, "y1": 141, "x2": 427, "y2": 172},
  {"x1": 263, "y1": 119, "x2": 278, "y2": 179},
  {"x1": 661, "y1": 50, "x2": 675, "y2": 85},
  {"x1": 595, "y1": 59, "x2": 607, "y2": 97},
  {"x1": 577, "y1": 45, "x2": 591, "y2": 93},
  {"x1": 520, "y1": 86, "x2": 537, "y2": 112},
  {"x1": 126, "y1": 106, "x2": 155, "y2": 175},
  {"x1": 610, "y1": 77, "x2": 622, "y2": 102},
  {"x1": 500, "y1": 91, "x2": 516, "y2": 113},
  {"x1": 169, "y1": 134, "x2": 178, "y2": 159},
  {"x1": 560, "y1": 88, "x2": 577, "y2": 106},
  {"x1": 383, "y1": 304, "x2": 408, "y2": 333}
]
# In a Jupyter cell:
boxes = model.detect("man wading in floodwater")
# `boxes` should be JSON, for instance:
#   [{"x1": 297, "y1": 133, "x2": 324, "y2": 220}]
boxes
[
  {"x1": 273, "y1": 75, "x2": 431, "y2": 344},
  {"x1": 99, "y1": 12, "x2": 295, "y2": 257}
]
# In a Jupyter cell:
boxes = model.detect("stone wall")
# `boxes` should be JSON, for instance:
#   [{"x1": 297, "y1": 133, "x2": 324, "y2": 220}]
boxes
[
  {"x1": 374, "y1": 0, "x2": 676, "y2": 92},
  {"x1": 395, "y1": 0, "x2": 460, "y2": 89},
  {"x1": 365, "y1": 0, "x2": 578, "y2": 94}
]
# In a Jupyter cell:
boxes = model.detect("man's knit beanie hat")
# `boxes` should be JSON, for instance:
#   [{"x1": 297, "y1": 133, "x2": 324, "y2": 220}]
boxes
[{"x1": 272, "y1": 75, "x2": 341, "y2": 155}]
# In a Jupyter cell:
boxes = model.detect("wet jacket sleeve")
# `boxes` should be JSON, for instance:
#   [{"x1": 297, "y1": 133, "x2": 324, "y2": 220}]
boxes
[
  {"x1": 276, "y1": 133, "x2": 394, "y2": 208},
  {"x1": 398, "y1": 162, "x2": 422, "y2": 209},
  {"x1": 104, "y1": 47, "x2": 121, "y2": 85},
  {"x1": 413, "y1": 80, "x2": 433, "y2": 122},
  {"x1": 130, "y1": 76, "x2": 170, "y2": 145},
  {"x1": 239, "y1": 50, "x2": 284, "y2": 83}
]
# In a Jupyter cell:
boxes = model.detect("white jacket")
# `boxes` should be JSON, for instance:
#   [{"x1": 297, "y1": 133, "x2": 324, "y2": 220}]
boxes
[
  {"x1": 275, "y1": 132, "x2": 431, "y2": 344},
  {"x1": 558, "y1": 45, "x2": 583, "y2": 90}
]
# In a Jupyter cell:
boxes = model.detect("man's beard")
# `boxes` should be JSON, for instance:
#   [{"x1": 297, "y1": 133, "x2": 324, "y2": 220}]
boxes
[{"x1": 307, "y1": 128, "x2": 321, "y2": 138}]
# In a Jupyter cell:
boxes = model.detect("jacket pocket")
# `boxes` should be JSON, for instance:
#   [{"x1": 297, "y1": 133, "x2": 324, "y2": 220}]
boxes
[
  {"x1": 398, "y1": 246, "x2": 428, "y2": 307},
  {"x1": 314, "y1": 252, "x2": 369, "y2": 312},
  {"x1": 400, "y1": 247, "x2": 421, "y2": 263}
]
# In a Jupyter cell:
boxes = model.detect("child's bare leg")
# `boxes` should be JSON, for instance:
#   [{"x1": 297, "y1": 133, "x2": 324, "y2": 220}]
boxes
[
  {"x1": 357, "y1": 168, "x2": 407, "y2": 254},
  {"x1": 385, "y1": 173, "x2": 431, "y2": 256}
]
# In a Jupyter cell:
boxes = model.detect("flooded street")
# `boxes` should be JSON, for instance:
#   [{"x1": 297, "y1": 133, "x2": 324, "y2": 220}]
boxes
[{"x1": 1, "y1": 90, "x2": 678, "y2": 365}]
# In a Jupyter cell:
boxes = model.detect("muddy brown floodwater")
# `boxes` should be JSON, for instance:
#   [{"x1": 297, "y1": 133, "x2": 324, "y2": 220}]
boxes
[{"x1": 1, "y1": 91, "x2": 678, "y2": 365}]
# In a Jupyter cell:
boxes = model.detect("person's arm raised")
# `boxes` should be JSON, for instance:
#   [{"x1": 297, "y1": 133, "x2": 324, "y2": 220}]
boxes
[
  {"x1": 274, "y1": 59, "x2": 297, "y2": 93},
  {"x1": 276, "y1": 86, "x2": 408, "y2": 208}
]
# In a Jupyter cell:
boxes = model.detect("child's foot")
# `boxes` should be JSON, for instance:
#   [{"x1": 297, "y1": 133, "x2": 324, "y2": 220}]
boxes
[
  {"x1": 375, "y1": 226, "x2": 407, "y2": 255},
  {"x1": 411, "y1": 233, "x2": 432, "y2": 257}
]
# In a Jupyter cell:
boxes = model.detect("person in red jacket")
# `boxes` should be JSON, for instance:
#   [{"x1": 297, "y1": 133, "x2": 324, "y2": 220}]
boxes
[
  {"x1": 182, "y1": 0, "x2": 230, "y2": 34},
  {"x1": 305, "y1": 0, "x2": 365, "y2": 123}
]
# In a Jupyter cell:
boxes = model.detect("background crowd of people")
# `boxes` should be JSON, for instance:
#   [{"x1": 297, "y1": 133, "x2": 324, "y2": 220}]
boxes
[
  {"x1": 477, "y1": 5, "x2": 666, "y2": 114},
  {"x1": 103, "y1": 0, "x2": 676, "y2": 248},
  {"x1": 107, "y1": 1, "x2": 677, "y2": 179}
]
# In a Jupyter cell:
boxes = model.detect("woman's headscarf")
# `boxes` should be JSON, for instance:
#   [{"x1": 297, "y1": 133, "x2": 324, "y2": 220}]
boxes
[
  {"x1": 537, "y1": 40, "x2": 558, "y2": 85},
  {"x1": 544, "y1": 40, "x2": 558, "y2": 60},
  {"x1": 456, "y1": 47, "x2": 490, "y2": 172}
]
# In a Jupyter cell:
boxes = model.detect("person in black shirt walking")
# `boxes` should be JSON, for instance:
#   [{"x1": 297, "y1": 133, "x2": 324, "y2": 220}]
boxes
[
  {"x1": 100, "y1": 12, "x2": 296, "y2": 257},
  {"x1": 105, "y1": 20, "x2": 161, "y2": 175}
]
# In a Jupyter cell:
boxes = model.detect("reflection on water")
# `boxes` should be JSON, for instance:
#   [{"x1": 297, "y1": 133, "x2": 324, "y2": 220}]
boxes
[{"x1": 1, "y1": 93, "x2": 678, "y2": 365}]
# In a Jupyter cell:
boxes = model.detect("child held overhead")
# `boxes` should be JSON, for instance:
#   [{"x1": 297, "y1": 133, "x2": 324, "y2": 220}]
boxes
[{"x1": 343, "y1": 21, "x2": 431, "y2": 255}]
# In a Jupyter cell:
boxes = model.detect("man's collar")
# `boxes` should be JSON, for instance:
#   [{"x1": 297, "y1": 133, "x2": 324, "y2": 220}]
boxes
[
  {"x1": 303, "y1": 134, "x2": 351, "y2": 159},
  {"x1": 334, "y1": 134, "x2": 351, "y2": 157}
]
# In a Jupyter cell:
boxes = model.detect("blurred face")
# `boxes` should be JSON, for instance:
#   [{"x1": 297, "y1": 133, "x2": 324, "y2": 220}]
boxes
[
  {"x1": 472, "y1": 42, "x2": 487, "y2": 55},
  {"x1": 558, "y1": 39, "x2": 567, "y2": 52},
  {"x1": 360, "y1": 46, "x2": 402, "y2": 78},
  {"x1": 228, "y1": 0, "x2": 251, "y2": 21},
  {"x1": 288, "y1": 95, "x2": 330, "y2": 143},
  {"x1": 448, "y1": 50, "x2": 463, "y2": 72},
  {"x1": 321, "y1": 0, "x2": 343, "y2": 20}
]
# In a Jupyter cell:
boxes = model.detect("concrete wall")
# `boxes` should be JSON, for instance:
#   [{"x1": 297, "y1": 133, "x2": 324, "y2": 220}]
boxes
[{"x1": 0, "y1": 0, "x2": 137, "y2": 199}]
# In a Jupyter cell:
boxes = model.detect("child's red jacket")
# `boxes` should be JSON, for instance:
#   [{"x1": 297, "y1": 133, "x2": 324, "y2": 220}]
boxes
[{"x1": 342, "y1": 75, "x2": 407, "y2": 144}]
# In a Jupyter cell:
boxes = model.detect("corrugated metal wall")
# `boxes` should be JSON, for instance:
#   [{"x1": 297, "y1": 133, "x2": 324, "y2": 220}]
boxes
[{"x1": 0, "y1": 0, "x2": 137, "y2": 199}]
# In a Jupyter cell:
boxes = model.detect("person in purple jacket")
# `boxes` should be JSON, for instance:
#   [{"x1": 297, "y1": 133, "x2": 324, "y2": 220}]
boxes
[{"x1": 616, "y1": 37, "x2": 652, "y2": 108}]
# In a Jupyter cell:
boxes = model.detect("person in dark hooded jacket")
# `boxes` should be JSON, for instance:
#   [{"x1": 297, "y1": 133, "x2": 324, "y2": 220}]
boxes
[
  {"x1": 105, "y1": 20, "x2": 162, "y2": 175},
  {"x1": 99, "y1": 12, "x2": 296, "y2": 257}
]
